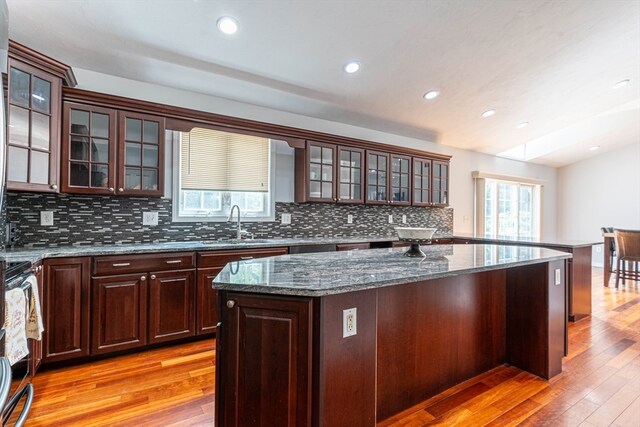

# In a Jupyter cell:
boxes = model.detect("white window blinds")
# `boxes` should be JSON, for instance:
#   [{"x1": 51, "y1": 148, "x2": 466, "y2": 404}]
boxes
[{"x1": 180, "y1": 127, "x2": 270, "y2": 192}]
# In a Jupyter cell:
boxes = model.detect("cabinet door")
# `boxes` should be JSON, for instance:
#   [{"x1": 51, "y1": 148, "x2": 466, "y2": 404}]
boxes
[
  {"x1": 306, "y1": 141, "x2": 336, "y2": 202},
  {"x1": 390, "y1": 154, "x2": 411, "y2": 205},
  {"x1": 217, "y1": 292, "x2": 312, "y2": 427},
  {"x1": 412, "y1": 157, "x2": 432, "y2": 206},
  {"x1": 42, "y1": 257, "x2": 91, "y2": 363},
  {"x1": 91, "y1": 273, "x2": 148, "y2": 355},
  {"x1": 197, "y1": 268, "x2": 222, "y2": 335},
  {"x1": 117, "y1": 111, "x2": 165, "y2": 197},
  {"x1": 148, "y1": 269, "x2": 195, "y2": 344},
  {"x1": 366, "y1": 151, "x2": 390, "y2": 204},
  {"x1": 432, "y1": 160, "x2": 449, "y2": 206},
  {"x1": 61, "y1": 102, "x2": 117, "y2": 194},
  {"x1": 337, "y1": 146, "x2": 364, "y2": 204},
  {"x1": 6, "y1": 58, "x2": 61, "y2": 192}
]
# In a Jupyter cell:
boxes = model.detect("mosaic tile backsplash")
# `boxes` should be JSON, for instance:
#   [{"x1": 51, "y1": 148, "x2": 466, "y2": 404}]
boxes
[{"x1": 5, "y1": 192, "x2": 453, "y2": 248}]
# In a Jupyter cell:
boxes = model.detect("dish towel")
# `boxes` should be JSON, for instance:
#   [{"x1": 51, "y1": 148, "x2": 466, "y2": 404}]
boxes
[
  {"x1": 3, "y1": 289, "x2": 29, "y2": 366},
  {"x1": 24, "y1": 274, "x2": 44, "y2": 341}
]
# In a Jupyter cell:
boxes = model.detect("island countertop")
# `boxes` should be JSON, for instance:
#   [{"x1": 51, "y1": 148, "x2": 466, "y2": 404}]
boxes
[
  {"x1": 452, "y1": 233, "x2": 600, "y2": 249},
  {"x1": 213, "y1": 243, "x2": 571, "y2": 296}
]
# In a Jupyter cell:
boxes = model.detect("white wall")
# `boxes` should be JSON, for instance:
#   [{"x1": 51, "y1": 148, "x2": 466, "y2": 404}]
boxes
[
  {"x1": 74, "y1": 68, "x2": 558, "y2": 239},
  {"x1": 558, "y1": 142, "x2": 640, "y2": 266}
]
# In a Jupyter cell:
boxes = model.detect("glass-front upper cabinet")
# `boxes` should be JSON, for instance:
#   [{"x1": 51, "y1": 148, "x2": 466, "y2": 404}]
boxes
[
  {"x1": 306, "y1": 141, "x2": 336, "y2": 202},
  {"x1": 61, "y1": 103, "x2": 117, "y2": 194},
  {"x1": 117, "y1": 111, "x2": 165, "y2": 196},
  {"x1": 337, "y1": 146, "x2": 364, "y2": 204},
  {"x1": 413, "y1": 157, "x2": 432, "y2": 206},
  {"x1": 5, "y1": 58, "x2": 62, "y2": 192},
  {"x1": 432, "y1": 160, "x2": 449, "y2": 206},
  {"x1": 390, "y1": 154, "x2": 411, "y2": 205},
  {"x1": 366, "y1": 151, "x2": 389, "y2": 204}
]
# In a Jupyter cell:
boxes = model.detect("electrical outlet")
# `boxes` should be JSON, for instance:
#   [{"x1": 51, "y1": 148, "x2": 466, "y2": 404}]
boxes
[
  {"x1": 347, "y1": 214, "x2": 353, "y2": 224},
  {"x1": 595, "y1": 246, "x2": 602, "y2": 253},
  {"x1": 343, "y1": 307, "x2": 357, "y2": 338},
  {"x1": 142, "y1": 211, "x2": 159, "y2": 226},
  {"x1": 388, "y1": 215, "x2": 393, "y2": 224},
  {"x1": 40, "y1": 211, "x2": 54, "y2": 226},
  {"x1": 281, "y1": 213, "x2": 292, "y2": 225},
  {"x1": 402, "y1": 214, "x2": 407, "y2": 224},
  {"x1": 555, "y1": 269, "x2": 561, "y2": 286}
]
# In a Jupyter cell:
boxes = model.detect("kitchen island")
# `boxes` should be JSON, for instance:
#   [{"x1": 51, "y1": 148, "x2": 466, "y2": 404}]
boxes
[{"x1": 213, "y1": 244, "x2": 571, "y2": 427}]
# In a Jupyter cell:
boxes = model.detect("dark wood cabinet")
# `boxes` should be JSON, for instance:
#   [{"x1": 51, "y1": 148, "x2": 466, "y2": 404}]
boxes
[
  {"x1": 216, "y1": 292, "x2": 312, "y2": 427},
  {"x1": 92, "y1": 252, "x2": 196, "y2": 350},
  {"x1": 5, "y1": 58, "x2": 61, "y2": 192},
  {"x1": 196, "y1": 247, "x2": 289, "y2": 336},
  {"x1": 148, "y1": 269, "x2": 196, "y2": 344},
  {"x1": 91, "y1": 273, "x2": 148, "y2": 354},
  {"x1": 366, "y1": 150, "x2": 389, "y2": 204},
  {"x1": 412, "y1": 157, "x2": 432, "y2": 206},
  {"x1": 61, "y1": 102, "x2": 117, "y2": 194},
  {"x1": 42, "y1": 257, "x2": 91, "y2": 363},
  {"x1": 295, "y1": 141, "x2": 364, "y2": 204},
  {"x1": 336, "y1": 242, "x2": 370, "y2": 251},
  {"x1": 432, "y1": 160, "x2": 449, "y2": 206},
  {"x1": 59, "y1": 101, "x2": 165, "y2": 197},
  {"x1": 117, "y1": 111, "x2": 165, "y2": 196},
  {"x1": 390, "y1": 154, "x2": 411, "y2": 205}
]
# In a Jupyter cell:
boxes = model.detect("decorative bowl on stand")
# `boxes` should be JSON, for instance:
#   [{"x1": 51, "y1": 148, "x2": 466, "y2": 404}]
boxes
[{"x1": 395, "y1": 227, "x2": 437, "y2": 257}]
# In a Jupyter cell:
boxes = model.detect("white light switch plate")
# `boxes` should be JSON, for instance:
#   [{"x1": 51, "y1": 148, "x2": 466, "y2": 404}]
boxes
[
  {"x1": 402, "y1": 215, "x2": 407, "y2": 224},
  {"x1": 40, "y1": 211, "x2": 54, "y2": 226},
  {"x1": 143, "y1": 211, "x2": 159, "y2": 226},
  {"x1": 281, "y1": 213, "x2": 292, "y2": 225},
  {"x1": 388, "y1": 215, "x2": 393, "y2": 224},
  {"x1": 347, "y1": 214, "x2": 353, "y2": 224}
]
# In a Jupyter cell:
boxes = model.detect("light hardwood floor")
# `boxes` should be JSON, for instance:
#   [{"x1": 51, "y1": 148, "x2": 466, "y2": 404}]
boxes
[{"x1": 15, "y1": 268, "x2": 640, "y2": 426}]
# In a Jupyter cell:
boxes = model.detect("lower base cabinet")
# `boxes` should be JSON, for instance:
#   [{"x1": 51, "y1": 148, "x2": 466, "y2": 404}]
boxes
[
  {"x1": 42, "y1": 257, "x2": 91, "y2": 363},
  {"x1": 91, "y1": 273, "x2": 148, "y2": 355},
  {"x1": 148, "y1": 269, "x2": 196, "y2": 344}
]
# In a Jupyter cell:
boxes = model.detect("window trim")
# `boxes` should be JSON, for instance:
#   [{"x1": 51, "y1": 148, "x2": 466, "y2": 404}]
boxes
[{"x1": 171, "y1": 132, "x2": 277, "y2": 223}]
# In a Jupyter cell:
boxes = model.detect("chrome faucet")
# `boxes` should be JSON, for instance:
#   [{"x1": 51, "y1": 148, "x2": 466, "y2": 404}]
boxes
[{"x1": 227, "y1": 205, "x2": 243, "y2": 239}]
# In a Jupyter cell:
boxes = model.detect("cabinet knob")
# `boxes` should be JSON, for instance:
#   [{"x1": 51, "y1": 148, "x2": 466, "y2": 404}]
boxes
[
  {"x1": 140, "y1": 275, "x2": 146, "y2": 281},
  {"x1": 150, "y1": 274, "x2": 156, "y2": 280},
  {"x1": 50, "y1": 184, "x2": 58, "y2": 190},
  {"x1": 109, "y1": 187, "x2": 114, "y2": 192},
  {"x1": 118, "y1": 188, "x2": 124, "y2": 192},
  {"x1": 226, "y1": 300, "x2": 236, "y2": 309}
]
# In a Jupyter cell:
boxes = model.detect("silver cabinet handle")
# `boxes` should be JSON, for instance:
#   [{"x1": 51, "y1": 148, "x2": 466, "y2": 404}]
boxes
[
  {"x1": 150, "y1": 274, "x2": 156, "y2": 280},
  {"x1": 118, "y1": 188, "x2": 124, "y2": 192},
  {"x1": 108, "y1": 187, "x2": 114, "y2": 192},
  {"x1": 140, "y1": 275, "x2": 146, "y2": 281},
  {"x1": 226, "y1": 300, "x2": 236, "y2": 308},
  {"x1": 112, "y1": 262, "x2": 131, "y2": 267},
  {"x1": 240, "y1": 256, "x2": 254, "y2": 260},
  {"x1": 50, "y1": 184, "x2": 58, "y2": 190},
  {"x1": 165, "y1": 260, "x2": 182, "y2": 264}
]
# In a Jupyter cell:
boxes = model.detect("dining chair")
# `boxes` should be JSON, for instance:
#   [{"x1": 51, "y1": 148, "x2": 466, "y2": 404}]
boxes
[
  {"x1": 601, "y1": 226, "x2": 616, "y2": 271},
  {"x1": 614, "y1": 229, "x2": 640, "y2": 288}
]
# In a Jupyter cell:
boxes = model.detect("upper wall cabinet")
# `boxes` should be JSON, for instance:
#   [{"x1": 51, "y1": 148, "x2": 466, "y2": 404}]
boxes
[
  {"x1": 61, "y1": 102, "x2": 165, "y2": 197},
  {"x1": 296, "y1": 140, "x2": 449, "y2": 207},
  {"x1": 5, "y1": 41, "x2": 76, "y2": 193},
  {"x1": 296, "y1": 140, "x2": 364, "y2": 204}
]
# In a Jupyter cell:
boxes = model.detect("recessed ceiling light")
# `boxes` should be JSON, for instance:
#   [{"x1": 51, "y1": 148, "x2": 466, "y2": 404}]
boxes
[
  {"x1": 481, "y1": 109, "x2": 496, "y2": 118},
  {"x1": 588, "y1": 146, "x2": 600, "y2": 151},
  {"x1": 344, "y1": 61, "x2": 360, "y2": 74},
  {"x1": 612, "y1": 79, "x2": 630, "y2": 89},
  {"x1": 516, "y1": 122, "x2": 529, "y2": 129},
  {"x1": 217, "y1": 16, "x2": 238, "y2": 35},
  {"x1": 423, "y1": 90, "x2": 439, "y2": 100}
]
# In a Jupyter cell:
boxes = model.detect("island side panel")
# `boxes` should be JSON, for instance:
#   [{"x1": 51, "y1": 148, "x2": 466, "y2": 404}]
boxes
[
  {"x1": 568, "y1": 246, "x2": 592, "y2": 321},
  {"x1": 315, "y1": 289, "x2": 377, "y2": 427},
  {"x1": 505, "y1": 261, "x2": 565, "y2": 379},
  {"x1": 216, "y1": 291, "x2": 313, "y2": 427},
  {"x1": 375, "y1": 270, "x2": 507, "y2": 422}
]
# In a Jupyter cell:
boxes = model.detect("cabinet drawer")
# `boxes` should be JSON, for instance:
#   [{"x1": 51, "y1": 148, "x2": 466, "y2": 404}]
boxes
[
  {"x1": 336, "y1": 243, "x2": 370, "y2": 251},
  {"x1": 94, "y1": 252, "x2": 196, "y2": 275},
  {"x1": 197, "y1": 247, "x2": 288, "y2": 268}
]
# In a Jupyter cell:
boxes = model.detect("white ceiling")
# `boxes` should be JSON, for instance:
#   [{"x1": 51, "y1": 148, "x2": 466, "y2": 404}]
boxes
[{"x1": 7, "y1": 0, "x2": 640, "y2": 167}]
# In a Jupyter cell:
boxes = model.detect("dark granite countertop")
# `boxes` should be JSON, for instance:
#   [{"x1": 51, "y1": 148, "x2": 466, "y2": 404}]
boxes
[
  {"x1": 452, "y1": 233, "x2": 600, "y2": 249},
  {"x1": 213, "y1": 243, "x2": 572, "y2": 296},
  {"x1": 0, "y1": 236, "x2": 407, "y2": 263}
]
